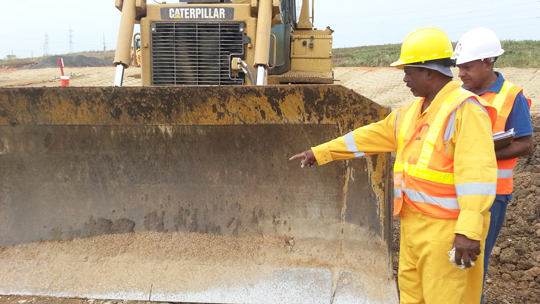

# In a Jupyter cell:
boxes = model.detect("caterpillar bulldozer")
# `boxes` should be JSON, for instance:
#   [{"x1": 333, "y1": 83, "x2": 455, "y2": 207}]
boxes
[{"x1": 0, "y1": 0, "x2": 399, "y2": 303}]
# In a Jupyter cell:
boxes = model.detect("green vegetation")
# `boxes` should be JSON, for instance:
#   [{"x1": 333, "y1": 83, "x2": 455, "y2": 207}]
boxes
[
  {"x1": 332, "y1": 40, "x2": 540, "y2": 68},
  {"x1": 2, "y1": 40, "x2": 539, "y2": 69},
  {"x1": 333, "y1": 44, "x2": 402, "y2": 67},
  {"x1": 496, "y1": 40, "x2": 540, "y2": 68}
]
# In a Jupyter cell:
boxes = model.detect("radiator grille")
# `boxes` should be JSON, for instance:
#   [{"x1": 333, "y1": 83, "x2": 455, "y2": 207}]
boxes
[{"x1": 151, "y1": 22, "x2": 245, "y2": 86}]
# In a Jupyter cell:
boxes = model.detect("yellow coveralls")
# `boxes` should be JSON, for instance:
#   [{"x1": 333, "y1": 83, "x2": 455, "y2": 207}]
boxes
[{"x1": 312, "y1": 91, "x2": 497, "y2": 303}]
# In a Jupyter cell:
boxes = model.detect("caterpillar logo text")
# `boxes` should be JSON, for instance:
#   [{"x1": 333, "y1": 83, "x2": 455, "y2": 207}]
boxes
[{"x1": 161, "y1": 7, "x2": 234, "y2": 20}]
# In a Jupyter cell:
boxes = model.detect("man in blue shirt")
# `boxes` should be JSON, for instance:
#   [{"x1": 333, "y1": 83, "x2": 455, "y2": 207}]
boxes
[{"x1": 454, "y1": 28, "x2": 533, "y2": 303}]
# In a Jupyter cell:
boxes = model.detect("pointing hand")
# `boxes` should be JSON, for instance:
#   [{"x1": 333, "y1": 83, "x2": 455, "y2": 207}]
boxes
[{"x1": 289, "y1": 150, "x2": 317, "y2": 168}]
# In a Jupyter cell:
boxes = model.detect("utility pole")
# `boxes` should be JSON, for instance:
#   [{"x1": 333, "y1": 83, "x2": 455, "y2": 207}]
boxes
[
  {"x1": 44, "y1": 33, "x2": 49, "y2": 56},
  {"x1": 103, "y1": 32, "x2": 106, "y2": 51},
  {"x1": 69, "y1": 27, "x2": 73, "y2": 53}
]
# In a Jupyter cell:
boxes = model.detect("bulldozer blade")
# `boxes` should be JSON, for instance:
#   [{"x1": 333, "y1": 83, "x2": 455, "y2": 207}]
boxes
[
  {"x1": 0, "y1": 85, "x2": 398, "y2": 303},
  {"x1": 2, "y1": 260, "x2": 334, "y2": 303},
  {"x1": 333, "y1": 271, "x2": 398, "y2": 304}
]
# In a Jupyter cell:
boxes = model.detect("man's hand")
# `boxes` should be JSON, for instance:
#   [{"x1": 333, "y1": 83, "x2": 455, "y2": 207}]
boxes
[
  {"x1": 289, "y1": 150, "x2": 317, "y2": 168},
  {"x1": 495, "y1": 135, "x2": 533, "y2": 159},
  {"x1": 453, "y1": 234, "x2": 481, "y2": 268}
]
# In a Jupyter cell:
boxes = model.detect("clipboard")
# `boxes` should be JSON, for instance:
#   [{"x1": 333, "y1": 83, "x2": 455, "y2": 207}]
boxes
[{"x1": 493, "y1": 128, "x2": 515, "y2": 150}]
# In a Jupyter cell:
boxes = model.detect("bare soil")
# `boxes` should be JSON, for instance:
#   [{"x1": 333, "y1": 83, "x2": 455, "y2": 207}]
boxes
[
  {"x1": 0, "y1": 65, "x2": 538, "y2": 303},
  {"x1": 479, "y1": 114, "x2": 540, "y2": 303},
  {"x1": 333, "y1": 67, "x2": 540, "y2": 113}
]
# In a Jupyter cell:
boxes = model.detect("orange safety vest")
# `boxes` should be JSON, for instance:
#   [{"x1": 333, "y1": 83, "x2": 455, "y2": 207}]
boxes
[
  {"x1": 393, "y1": 82, "x2": 498, "y2": 219},
  {"x1": 480, "y1": 80, "x2": 532, "y2": 195}
]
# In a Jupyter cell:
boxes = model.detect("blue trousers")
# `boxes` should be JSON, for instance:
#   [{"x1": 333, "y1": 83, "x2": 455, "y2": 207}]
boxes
[{"x1": 481, "y1": 194, "x2": 511, "y2": 303}]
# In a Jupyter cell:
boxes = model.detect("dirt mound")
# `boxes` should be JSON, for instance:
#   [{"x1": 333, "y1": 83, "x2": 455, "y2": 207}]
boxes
[
  {"x1": 28, "y1": 55, "x2": 112, "y2": 69},
  {"x1": 483, "y1": 114, "x2": 540, "y2": 303}
]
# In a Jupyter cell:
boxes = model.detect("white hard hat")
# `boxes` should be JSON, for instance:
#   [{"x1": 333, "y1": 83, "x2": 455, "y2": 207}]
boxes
[{"x1": 454, "y1": 28, "x2": 504, "y2": 65}]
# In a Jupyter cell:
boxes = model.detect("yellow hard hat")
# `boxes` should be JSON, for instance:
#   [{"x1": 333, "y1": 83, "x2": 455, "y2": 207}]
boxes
[{"x1": 391, "y1": 27, "x2": 454, "y2": 67}]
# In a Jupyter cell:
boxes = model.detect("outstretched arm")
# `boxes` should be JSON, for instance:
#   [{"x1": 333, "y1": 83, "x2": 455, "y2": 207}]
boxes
[{"x1": 289, "y1": 109, "x2": 400, "y2": 168}]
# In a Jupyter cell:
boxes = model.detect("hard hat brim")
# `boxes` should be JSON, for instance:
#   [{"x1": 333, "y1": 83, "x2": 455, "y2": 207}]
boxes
[
  {"x1": 455, "y1": 50, "x2": 505, "y2": 65},
  {"x1": 402, "y1": 62, "x2": 454, "y2": 77}
]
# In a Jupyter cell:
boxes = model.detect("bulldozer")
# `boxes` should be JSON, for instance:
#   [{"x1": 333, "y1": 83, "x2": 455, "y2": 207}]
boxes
[{"x1": 0, "y1": 1, "x2": 399, "y2": 303}]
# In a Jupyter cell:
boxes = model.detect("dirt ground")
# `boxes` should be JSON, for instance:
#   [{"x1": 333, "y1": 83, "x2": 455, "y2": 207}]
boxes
[
  {"x1": 1, "y1": 66, "x2": 539, "y2": 303},
  {"x1": 1, "y1": 66, "x2": 538, "y2": 113},
  {"x1": 478, "y1": 117, "x2": 540, "y2": 303},
  {"x1": 0, "y1": 66, "x2": 141, "y2": 87},
  {"x1": 333, "y1": 67, "x2": 540, "y2": 113}
]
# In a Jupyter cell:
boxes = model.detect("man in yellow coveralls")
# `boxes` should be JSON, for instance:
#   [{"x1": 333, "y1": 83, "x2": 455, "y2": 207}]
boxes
[{"x1": 290, "y1": 27, "x2": 499, "y2": 303}]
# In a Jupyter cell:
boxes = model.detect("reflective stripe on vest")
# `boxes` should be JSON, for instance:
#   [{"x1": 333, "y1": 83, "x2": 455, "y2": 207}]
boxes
[
  {"x1": 395, "y1": 161, "x2": 454, "y2": 184},
  {"x1": 492, "y1": 81, "x2": 514, "y2": 114},
  {"x1": 394, "y1": 187, "x2": 402, "y2": 198},
  {"x1": 397, "y1": 100, "x2": 420, "y2": 152},
  {"x1": 394, "y1": 182, "x2": 497, "y2": 211},
  {"x1": 498, "y1": 169, "x2": 513, "y2": 179},
  {"x1": 402, "y1": 187, "x2": 459, "y2": 210}
]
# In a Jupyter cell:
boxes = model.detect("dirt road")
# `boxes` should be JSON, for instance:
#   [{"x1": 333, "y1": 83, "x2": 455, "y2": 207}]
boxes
[
  {"x1": 0, "y1": 66, "x2": 141, "y2": 88},
  {"x1": 333, "y1": 67, "x2": 540, "y2": 112},
  {"x1": 1, "y1": 66, "x2": 538, "y2": 112}
]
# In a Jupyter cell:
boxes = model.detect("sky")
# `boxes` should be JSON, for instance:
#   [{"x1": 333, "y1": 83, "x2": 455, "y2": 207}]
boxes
[{"x1": 1, "y1": 0, "x2": 539, "y2": 59}]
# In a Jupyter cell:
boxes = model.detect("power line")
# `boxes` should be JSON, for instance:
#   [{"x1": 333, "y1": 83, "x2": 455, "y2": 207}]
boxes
[
  {"x1": 324, "y1": 0, "x2": 538, "y2": 18},
  {"x1": 324, "y1": 7, "x2": 540, "y2": 30},
  {"x1": 44, "y1": 33, "x2": 49, "y2": 56},
  {"x1": 69, "y1": 27, "x2": 73, "y2": 53}
]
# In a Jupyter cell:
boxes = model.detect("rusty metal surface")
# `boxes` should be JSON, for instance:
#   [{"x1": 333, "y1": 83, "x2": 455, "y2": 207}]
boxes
[
  {"x1": 0, "y1": 85, "x2": 387, "y2": 127},
  {"x1": 0, "y1": 85, "x2": 396, "y2": 303},
  {"x1": 0, "y1": 85, "x2": 391, "y2": 243}
]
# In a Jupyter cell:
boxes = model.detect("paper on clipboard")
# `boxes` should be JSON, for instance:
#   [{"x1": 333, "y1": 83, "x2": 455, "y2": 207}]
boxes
[{"x1": 493, "y1": 128, "x2": 515, "y2": 150}]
